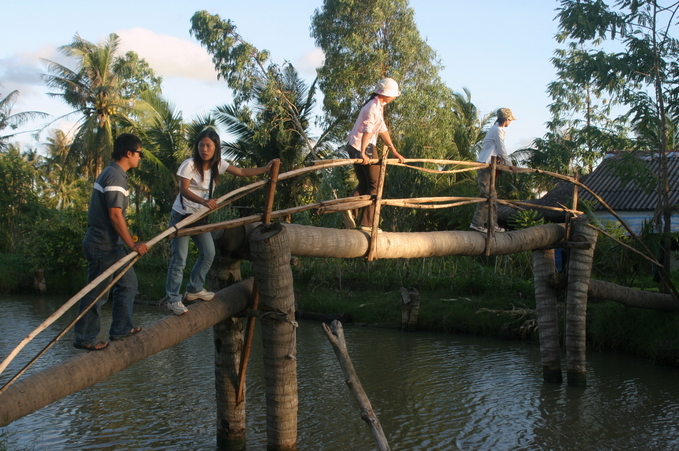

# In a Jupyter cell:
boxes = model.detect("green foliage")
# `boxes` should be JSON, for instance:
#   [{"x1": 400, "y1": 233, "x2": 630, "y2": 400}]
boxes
[
  {"x1": 509, "y1": 209, "x2": 546, "y2": 230},
  {"x1": 0, "y1": 253, "x2": 33, "y2": 293},
  {"x1": 20, "y1": 210, "x2": 88, "y2": 283},
  {"x1": 588, "y1": 301, "x2": 679, "y2": 365}
]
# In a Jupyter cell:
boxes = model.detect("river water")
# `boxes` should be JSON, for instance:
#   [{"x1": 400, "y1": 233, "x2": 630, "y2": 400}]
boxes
[{"x1": 1, "y1": 294, "x2": 679, "y2": 451}]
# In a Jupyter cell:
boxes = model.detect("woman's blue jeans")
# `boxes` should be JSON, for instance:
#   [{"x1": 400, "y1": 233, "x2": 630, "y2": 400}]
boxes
[
  {"x1": 74, "y1": 244, "x2": 137, "y2": 345},
  {"x1": 165, "y1": 209, "x2": 216, "y2": 304}
]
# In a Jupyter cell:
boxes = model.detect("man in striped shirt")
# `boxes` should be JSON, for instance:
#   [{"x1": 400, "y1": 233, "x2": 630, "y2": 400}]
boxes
[{"x1": 74, "y1": 134, "x2": 148, "y2": 351}]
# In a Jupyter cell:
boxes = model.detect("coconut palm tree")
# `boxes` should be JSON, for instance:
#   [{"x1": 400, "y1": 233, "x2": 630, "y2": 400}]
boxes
[
  {"x1": 0, "y1": 88, "x2": 49, "y2": 150},
  {"x1": 42, "y1": 33, "x2": 162, "y2": 180}
]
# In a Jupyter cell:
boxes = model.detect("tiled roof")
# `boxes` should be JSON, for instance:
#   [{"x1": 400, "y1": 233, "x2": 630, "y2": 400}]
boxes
[{"x1": 578, "y1": 154, "x2": 679, "y2": 211}]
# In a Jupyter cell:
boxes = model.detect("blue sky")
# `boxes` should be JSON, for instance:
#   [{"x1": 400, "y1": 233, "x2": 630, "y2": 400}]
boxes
[{"x1": 2, "y1": 0, "x2": 561, "y2": 153}]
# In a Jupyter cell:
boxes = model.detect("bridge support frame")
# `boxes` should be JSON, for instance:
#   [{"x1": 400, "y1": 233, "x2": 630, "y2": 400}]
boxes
[{"x1": 565, "y1": 217, "x2": 598, "y2": 387}]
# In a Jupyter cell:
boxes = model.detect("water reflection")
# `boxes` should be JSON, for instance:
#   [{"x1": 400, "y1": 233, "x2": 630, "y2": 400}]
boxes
[{"x1": 1, "y1": 295, "x2": 679, "y2": 450}]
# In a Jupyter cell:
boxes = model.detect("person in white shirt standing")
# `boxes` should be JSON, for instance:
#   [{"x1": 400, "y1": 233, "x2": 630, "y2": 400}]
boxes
[
  {"x1": 470, "y1": 108, "x2": 518, "y2": 233},
  {"x1": 165, "y1": 127, "x2": 275, "y2": 315},
  {"x1": 345, "y1": 78, "x2": 406, "y2": 233}
]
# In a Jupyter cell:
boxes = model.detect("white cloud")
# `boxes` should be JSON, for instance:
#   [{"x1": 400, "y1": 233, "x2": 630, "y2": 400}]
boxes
[
  {"x1": 116, "y1": 28, "x2": 218, "y2": 82},
  {"x1": 296, "y1": 48, "x2": 324, "y2": 77}
]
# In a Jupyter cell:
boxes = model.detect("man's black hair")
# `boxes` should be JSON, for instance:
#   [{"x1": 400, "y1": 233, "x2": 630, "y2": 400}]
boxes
[{"x1": 112, "y1": 133, "x2": 143, "y2": 161}]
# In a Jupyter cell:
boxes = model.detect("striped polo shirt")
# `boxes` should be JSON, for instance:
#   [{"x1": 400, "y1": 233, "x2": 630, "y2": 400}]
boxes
[{"x1": 83, "y1": 161, "x2": 130, "y2": 250}]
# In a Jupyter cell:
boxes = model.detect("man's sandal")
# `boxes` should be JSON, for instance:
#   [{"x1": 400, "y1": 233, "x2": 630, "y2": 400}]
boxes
[
  {"x1": 74, "y1": 341, "x2": 109, "y2": 351},
  {"x1": 110, "y1": 326, "x2": 142, "y2": 341}
]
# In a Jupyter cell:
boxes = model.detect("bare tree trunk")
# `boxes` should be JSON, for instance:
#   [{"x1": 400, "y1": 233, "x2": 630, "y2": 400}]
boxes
[
  {"x1": 214, "y1": 318, "x2": 246, "y2": 450},
  {"x1": 565, "y1": 218, "x2": 598, "y2": 387},
  {"x1": 212, "y1": 236, "x2": 247, "y2": 451},
  {"x1": 250, "y1": 223, "x2": 298, "y2": 451},
  {"x1": 0, "y1": 279, "x2": 254, "y2": 427},
  {"x1": 532, "y1": 249, "x2": 562, "y2": 383}
]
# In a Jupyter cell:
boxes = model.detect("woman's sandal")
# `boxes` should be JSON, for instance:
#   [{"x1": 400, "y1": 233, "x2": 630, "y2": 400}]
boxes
[
  {"x1": 74, "y1": 340, "x2": 109, "y2": 351},
  {"x1": 110, "y1": 326, "x2": 142, "y2": 341}
]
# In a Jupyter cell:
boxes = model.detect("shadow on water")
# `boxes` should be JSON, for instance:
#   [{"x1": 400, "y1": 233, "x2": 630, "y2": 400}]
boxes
[{"x1": 2, "y1": 294, "x2": 679, "y2": 450}]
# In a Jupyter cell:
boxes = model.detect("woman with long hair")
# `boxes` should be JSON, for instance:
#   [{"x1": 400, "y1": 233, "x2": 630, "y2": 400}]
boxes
[
  {"x1": 165, "y1": 128, "x2": 275, "y2": 315},
  {"x1": 346, "y1": 78, "x2": 405, "y2": 232}
]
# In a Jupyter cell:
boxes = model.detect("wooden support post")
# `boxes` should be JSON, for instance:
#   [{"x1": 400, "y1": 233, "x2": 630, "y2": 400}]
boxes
[
  {"x1": 250, "y1": 222, "x2": 298, "y2": 451},
  {"x1": 532, "y1": 249, "x2": 562, "y2": 383},
  {"x1": 322, "y1": 320, "x2": 391, "y2": 451},
  {"x1": 485, "y1": 157, "x2": 498, "y2": 256},
  {"x1": 565, "y1": 217, "x2": 598, "y2": 387},
  {"x1": 367, "y1": 146, "x2": 389, "y2": 261},
  {"x1": 400, "y1": 287, "x2": 420, "y2": 331}
]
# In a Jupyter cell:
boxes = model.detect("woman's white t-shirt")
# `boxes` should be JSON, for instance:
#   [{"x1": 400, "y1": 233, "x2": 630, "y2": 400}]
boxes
[{"x1": 171, "y1": 159, "x2": 230, "y2": 214}]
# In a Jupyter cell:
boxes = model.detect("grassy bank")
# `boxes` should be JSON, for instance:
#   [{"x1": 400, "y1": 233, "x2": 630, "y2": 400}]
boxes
[{"x1": 288, "y1": 255, "x2": 679, "y2": 368}]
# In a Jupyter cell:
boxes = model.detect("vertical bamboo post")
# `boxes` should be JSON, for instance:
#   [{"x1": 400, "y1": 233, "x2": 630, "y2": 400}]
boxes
[
  {"x1": 236, "y1": 159, "x2": 280, "y2": 404},
  {"x1": 250, "y1": 222, "x2": 297, "y2": 450},
  {"x1": 565, "y1": 217, "x2": 598, "y2": 387},
  {"x1": 485, "y1": 157, "x2": 498, "y2": 256},
  {"x1": 532, "y1": 249, "x2": 562, "y2": 383},
  {"x1": 367, "y1": 146, "x2": 389, "y2": 261}
]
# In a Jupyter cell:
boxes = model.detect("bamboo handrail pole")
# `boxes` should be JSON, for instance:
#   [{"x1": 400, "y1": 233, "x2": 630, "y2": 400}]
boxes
[
  {"x1": 495, "y1": 199, "x2": 585, "y2": 216},
  {"x1": 0, "y1": 255, "x2": 140, "y2": 395},
  {"x1": 368, "y1": 146, "x2": 389, "y2": 261},
  {"x1": 236, "y1": 160, "x2": 280, "y2": 404},
  {"x1": 383, "y1": 199, "x2": 484, "y2": 209},
  {"x1": 587, "y1": 224, "x2": 665, "y2": 268},
  {"x1": 174, "y1": 197, "x2": 375, "y2": 238},
  {"x1": 312, "y1": 158, "x2": 486, "y2": 167},
  {"x1": 236, "y1": 279, "x2": 259, "y2": 404}
]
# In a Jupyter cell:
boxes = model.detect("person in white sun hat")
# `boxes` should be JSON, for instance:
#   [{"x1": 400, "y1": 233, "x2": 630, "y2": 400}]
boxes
[
  {"x1": 346, "y1": 78, "x2": 406, "y2": 233},
  {"x1": 470, "y1": 107, "x2": 519, "y2": 234}
]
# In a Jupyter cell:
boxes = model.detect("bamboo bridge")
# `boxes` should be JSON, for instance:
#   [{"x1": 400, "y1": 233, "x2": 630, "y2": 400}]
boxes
[{"x1": 0, "y1": 153, "x2": 676, "y2": 450}]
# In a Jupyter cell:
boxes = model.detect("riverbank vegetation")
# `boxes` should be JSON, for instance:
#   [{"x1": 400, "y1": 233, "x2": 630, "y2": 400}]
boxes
[{"x1": 3, "y1": 1, "x2": 679, "y2": 368}]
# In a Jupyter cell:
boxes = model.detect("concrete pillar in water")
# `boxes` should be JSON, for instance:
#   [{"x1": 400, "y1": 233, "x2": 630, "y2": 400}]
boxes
[
  {"x1": 250, "y1": 222, "x2": 298, "y2": 450},
  {"x1": 565, "y1": 217, "x2": 598, "y2": 387},
  {"x1": 532, "y1": 249, "x2": 562, "y2": 383}
]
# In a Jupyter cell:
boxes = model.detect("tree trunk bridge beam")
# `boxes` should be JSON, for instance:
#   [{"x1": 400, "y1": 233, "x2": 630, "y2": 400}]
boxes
[
  {"x1": 0, "y1": 279, "x2": 255, "y2": 428},
  {"x1": 284, "y1": 223, "x2": 567, "y2": 259}
]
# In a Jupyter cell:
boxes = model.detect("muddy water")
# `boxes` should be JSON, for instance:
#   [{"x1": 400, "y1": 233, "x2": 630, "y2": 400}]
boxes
[{"x1": 1, "y1": 294, "x2": 678, "y2": 450}]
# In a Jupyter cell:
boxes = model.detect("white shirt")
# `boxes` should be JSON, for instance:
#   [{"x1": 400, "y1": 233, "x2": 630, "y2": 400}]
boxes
[
  {"x1": 171, "y1": 159, "x2": 230, "y2": 214},
  {"x1": 477, "y1": 122, "x2": 509, "y2": 164},
  {"x1": 346, "y1": 97, "x2": 388, "y2": 150}
]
